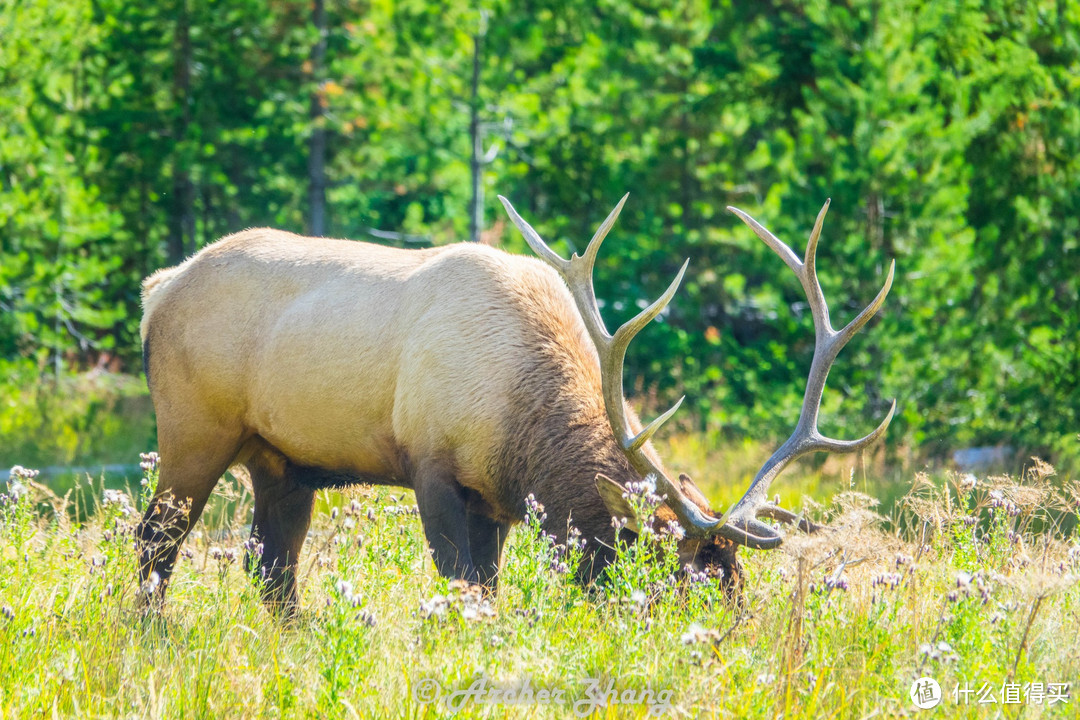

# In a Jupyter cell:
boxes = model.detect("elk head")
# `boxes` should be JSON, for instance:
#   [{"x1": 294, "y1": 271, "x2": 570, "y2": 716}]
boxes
[{"x1": 499, "y1": 194, "x2": 895, "y2": 566}]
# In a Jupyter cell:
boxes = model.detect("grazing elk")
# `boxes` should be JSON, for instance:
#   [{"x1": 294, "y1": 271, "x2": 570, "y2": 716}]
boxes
[{"x1": 136, "y1": 195, "x2": 894, "y2": 615}]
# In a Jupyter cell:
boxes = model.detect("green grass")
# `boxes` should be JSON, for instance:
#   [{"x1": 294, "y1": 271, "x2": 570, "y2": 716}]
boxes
[{"x1": 0, "y1": 451, "x2": 1078, "y2": 719}]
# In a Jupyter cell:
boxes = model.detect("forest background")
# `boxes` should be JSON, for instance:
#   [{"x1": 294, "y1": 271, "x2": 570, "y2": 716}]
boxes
[{"x1": 2, "y1": 0, "x2": 1077, "y2": 481}]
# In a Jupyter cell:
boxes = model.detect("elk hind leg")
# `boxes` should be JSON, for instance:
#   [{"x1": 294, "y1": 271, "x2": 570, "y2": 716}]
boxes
[
  {"x1": 137, "y1": 420, "x2": 245, "y2": 610},
  {"x1": 243, "y1": 445, "x2": 316, "y2": 616}
]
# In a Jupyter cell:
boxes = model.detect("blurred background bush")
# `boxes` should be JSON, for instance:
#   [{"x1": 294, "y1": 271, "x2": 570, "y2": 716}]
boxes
[{"x1": 1, "y1": 0, "x2": 1076, "y2": 477}]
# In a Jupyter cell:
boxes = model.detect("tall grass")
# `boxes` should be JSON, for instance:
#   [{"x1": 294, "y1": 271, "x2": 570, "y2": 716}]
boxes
[{"x1": 0, "y1": 451, "x2": 1077, "y2": 718}]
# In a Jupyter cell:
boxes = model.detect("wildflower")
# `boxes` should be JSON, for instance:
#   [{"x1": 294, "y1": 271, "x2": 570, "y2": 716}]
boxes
[
  {"x1": 6, "y1": 481, "x2": 27, "y2": 503},
  {"x1": 662, "y1": 519, "x2": 686, "y2": 540},
  {"x1": 419, "y1": 594, "x2": 450, "y2": 619},
  {"x1": 611, "y1": 516, "x2": 629, "y2": 531},
  {"x1": 987, "y1": 489, "x2": 1021, "y2": 515},
  {"x1": 9, "y1": 466, "x2": 40, "y2": 482},
  {"x1": 5, "y1": 466, "x2": 36, "y2": 503},
  {"x1": 1026, "y1": 457, "x2": 1055, "y2": 482},
  {"x1": 419, "y1": 584, "x2": 494, "y2": 622},
  {"x1": 920, "y1": 640, "x2": 958, "y2": 663},
  {"x1": 102, "y1": 489, "x2": 135, "y2": 517},
  {"x1": 330, "y1": 507, "x2": 339, "y2": 520},
  {"x1": 683, "y1": 564, "x2": 709, "y2": 584},
  {"x1": 818, "y1": 565, "x2": 849, "y2": 593},
  {"x1": 567, "y1": 526, "x2": 586, "y2": 553},
  {"x1": 141, "y1": 571, "x2": 161, "y2": 595},
  {"x1": 209, "y1": 547, "x2": 237, "y2": 565},
  {"x1": 242, "y1": 537, "x2": 264, "y2": 558},
  {"x1": 139, "y1": 452, "x2": 160, "y2": 473},
  {"x1": 1, "y1": 605, "x2": 13, "y2": 620},
  {"x1": 334, "y1": 578, "x2": 362, "y2": 606},
  {"x1": 525, "y1": 494, "x2": 547, "y2": 524},
  {"x1": 872, "y1": 572, "x2": 901, "y2": 590},
  {"x1": 623, "y1": 475, "x2": 663, "y2": 510},
  {"x1": 630, "y1": 590, "x2": 647, "y2": 607},
  {"x1": 952, "y1": 571, "x2": 992, "y2": 604},
  {"x1": 680, "y1": 623, "x2": 721, "y2": 645},
  {"x1": 548, "y1": 558, "x2": 570, "y2": 574}
]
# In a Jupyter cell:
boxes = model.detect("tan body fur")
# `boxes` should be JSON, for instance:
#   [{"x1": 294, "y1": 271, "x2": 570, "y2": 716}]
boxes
[{"x1": 137, "y1": 229, "x2": 735, "y2": 612}]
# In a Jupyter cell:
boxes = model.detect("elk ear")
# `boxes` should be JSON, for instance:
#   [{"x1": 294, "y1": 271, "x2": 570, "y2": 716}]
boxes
[
  {"x1": 595, "y1": 474, "x2": 639, "y2": 534},
  {"x1": 678, "y1": 473, "x2": 713, "y2": 511}
]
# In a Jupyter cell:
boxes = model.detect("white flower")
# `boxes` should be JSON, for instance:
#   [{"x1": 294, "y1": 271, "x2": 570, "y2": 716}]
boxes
[{"x1": 141, "y1": 571, "x2": 161, "y2": 595}]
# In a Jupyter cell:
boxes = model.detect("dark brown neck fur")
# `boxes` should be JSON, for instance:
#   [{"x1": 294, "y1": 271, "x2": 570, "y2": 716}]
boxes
[{"x1": 486, "y1": 281, "x2": 645, "y2": 578}]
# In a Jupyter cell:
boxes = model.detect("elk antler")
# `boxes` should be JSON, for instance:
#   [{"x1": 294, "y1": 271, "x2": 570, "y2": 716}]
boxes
[
  {"x1": 498, "y1": 194, "x2": 727, "y2": 539},
  {"x1": 720, "y1": 200, "x2": 896, "y2": 548}
]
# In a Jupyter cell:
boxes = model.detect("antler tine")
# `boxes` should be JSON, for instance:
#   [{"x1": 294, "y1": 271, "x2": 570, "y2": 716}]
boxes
[
  {"x1": 834, "y1": 260, "x2": 895, "y2": 350},
  {"x1": 726, "y1": 206, "x2": 802, "y2": 276},
  {"x1": 498, "y1": 196, "x2": 571, "y2": 273},
  {"x1": 580, "y1": 193, "x2": 629, "y2": 277},
  {"x1": 802, "y1": 200, "x2": 832, "y2": 329},
  {"x1": 627, "y1": 396, "x2": 683, "y2": 453},
  {"x1": 500, "y1": 194, "x2": 724, "y2": 538},
  {"x1": 718, "y1": 516, "x2": 785, "y2": 549},
  {"x1": 721, "y1": 202, "x2": 896, "y2": 543},
  {"x1": 758, "y1": 503, "x2": 822, "y2": 534},
  {"x1": 815, "y1": 399, "x2": 896, "y2": 454},
  {"x1": 612, "y1": 259, "x2": 689, "y2": 354}
]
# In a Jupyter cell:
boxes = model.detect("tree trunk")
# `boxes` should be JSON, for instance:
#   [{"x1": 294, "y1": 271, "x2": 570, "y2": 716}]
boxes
[
  {"x1": 168, "y1": 0, "x2": 195, "y2": 265},
  {"x1": 468, "y1": 32, "x2": 482, "y2": 243},
  {"x1": 308, "y1": 0, "x2": 327, "y2": 237}
]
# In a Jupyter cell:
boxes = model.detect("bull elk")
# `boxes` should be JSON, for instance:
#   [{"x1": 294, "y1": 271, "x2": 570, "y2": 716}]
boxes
[{"x1": 136, "y1": 195, "x2": 894, "y2": 615}]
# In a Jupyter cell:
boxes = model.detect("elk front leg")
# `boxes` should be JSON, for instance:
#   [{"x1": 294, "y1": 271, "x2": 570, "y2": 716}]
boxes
[
  {"x1": 466, "y1": 511, "x2": 509, "y2": 591},
  {"x1": 414, "y1": 463, "x2": 479, "y2": 584}
]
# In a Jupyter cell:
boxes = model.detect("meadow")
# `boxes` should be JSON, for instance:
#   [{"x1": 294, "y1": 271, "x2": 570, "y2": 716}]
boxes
[{"x1": 1, "y1": 439, "x2": 1077, "y2": 719}]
